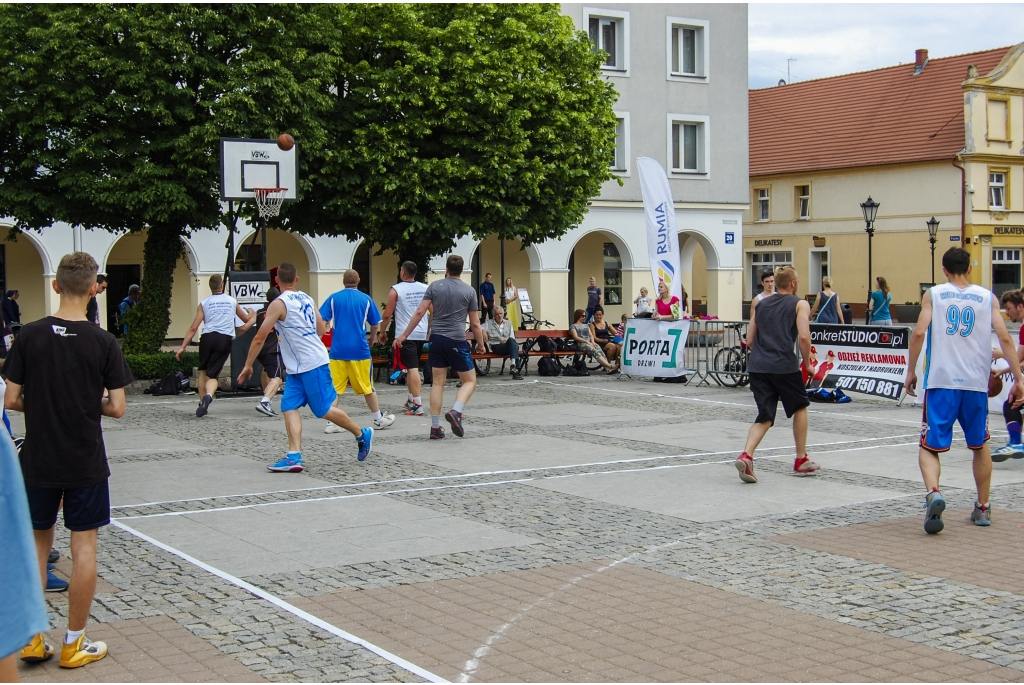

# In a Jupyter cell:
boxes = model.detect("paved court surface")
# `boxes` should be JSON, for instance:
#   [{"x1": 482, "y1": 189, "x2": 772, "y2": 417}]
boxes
[{"x1": 14, "y1": 372, "x2": 1024, "y2": 682}]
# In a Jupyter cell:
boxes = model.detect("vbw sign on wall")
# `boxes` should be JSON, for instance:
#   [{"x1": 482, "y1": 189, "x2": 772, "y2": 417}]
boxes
[
  {"x1": 621, "y1": 318, "x2": 691, "y2": 378},
  {"x1": 228, "y1": 271, "x2": 271, "y2": 304}
]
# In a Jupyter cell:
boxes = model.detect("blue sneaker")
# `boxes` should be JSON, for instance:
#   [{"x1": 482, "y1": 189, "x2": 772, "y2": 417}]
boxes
[
  {"x1": 267, "y1": 454, "x2": 303, "y2": 473},
  {"x1": 924, "y1": 490, "x2": 945, "y2": 534},
  {"x1": 46, "y1": 570, "x2": 68, "y2": 593},
  {"x1": 991, "y1": 443, "x2": 1024, "y2": 462},
  {"x1": 357, "y1": 428, "x2": 373, "y2": 462}
]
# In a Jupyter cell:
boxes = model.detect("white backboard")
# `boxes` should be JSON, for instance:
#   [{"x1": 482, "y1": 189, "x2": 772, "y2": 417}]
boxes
[{"x1": 220, "y1": 138, "x2": 299, "y2": 201}]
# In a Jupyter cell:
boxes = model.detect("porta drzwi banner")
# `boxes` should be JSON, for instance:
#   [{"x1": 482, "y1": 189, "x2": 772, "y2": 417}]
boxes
[
  {"x1": 620, "y1": 317, "x2": 691, "y2": 378},
  {"x1": 807, "y1": 324, "x2": 910, "y2": 400}
]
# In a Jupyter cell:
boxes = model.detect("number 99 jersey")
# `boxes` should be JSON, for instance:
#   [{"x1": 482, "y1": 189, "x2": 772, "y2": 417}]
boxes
[{"x1": 923, "y1": 282, "x2": 994, "y2": 393}]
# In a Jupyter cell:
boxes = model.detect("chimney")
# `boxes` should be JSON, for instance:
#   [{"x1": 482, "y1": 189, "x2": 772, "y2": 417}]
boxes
[{"x1": 914, "y1": 49, "x2": 929, "y2": 75}]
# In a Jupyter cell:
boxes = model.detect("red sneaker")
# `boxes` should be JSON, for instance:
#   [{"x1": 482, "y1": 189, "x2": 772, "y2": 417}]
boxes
[
  {"x1": 735, "y1": 452, "x2": 757, "y2": 483},
  {"x1": 794, "y1": 455, "x2": 820, "y2": 474}
]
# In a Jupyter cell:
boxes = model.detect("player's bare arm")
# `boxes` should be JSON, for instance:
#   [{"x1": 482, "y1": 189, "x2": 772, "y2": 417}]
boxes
[
  {"x1": 796, "y1": 300, "x2": 813, "y2": 371},
  {"x1": 905, "y1": 292, "x2": 933, "y2": 396},
  {"x1": 176, "y1": 305, "x2": 206, "y2": 360},
  {"x1": 235, "y1": 304, "x2": 258, "y2": 334},
  {"x1": 4, "y1": 379, "x2": 24, "y2": 413},
  {"x1": 238, "y1": 299, "x2": 285, "y2": 385},
  {"x1": 395, "y1": 298, "x2": 431, "y2": 348},
  {"x1": 468, "y1": 310, "x2": 485, "y2": 354},
  {"x1": 746, "y1": 318, "x2": 758, "y2": 353},
  {"x1": 378, "y1": 288, "x2": 399, "y2": 344},
  {"x1": 991, "y1": 295, "x2": 1024, "y2": 408},
  {"x1": 101, "y1": 387, "x2": 127, "y2": 419}
]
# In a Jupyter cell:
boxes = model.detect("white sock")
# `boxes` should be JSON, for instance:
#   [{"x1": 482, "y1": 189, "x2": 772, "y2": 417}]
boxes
[
  {"x1": 261, "y1": 396, "x2": 270, "y2": 404},
  {"x1": 65, "y1": 628, "x2": 84, "y2": 645},
  {"x1": 408, "y1": 393, "x2": 414, "y2": 402},
  {"x1": 453, "y1": 400, "x2": 465, "y2": 413},
  {"x1": 413, "y1": 396, "x2": 422, "y2": 405},
  {"x1": 373, "y1": 411, "x2": 382, "y2": 421}
]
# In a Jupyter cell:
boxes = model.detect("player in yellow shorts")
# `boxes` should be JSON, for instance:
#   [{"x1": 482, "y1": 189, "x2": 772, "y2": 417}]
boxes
[{"x1": 320, "y1": 271, "x2": 396, "y2": 433}]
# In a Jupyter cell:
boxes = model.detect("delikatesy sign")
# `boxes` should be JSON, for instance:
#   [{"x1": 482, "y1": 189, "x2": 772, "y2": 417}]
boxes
[
  {"x1": 806, "y1": 324, "x2": 910, "y2": 400},
  {"x1": 620, "y1": 317, "x2": 691, "y2": 377}
]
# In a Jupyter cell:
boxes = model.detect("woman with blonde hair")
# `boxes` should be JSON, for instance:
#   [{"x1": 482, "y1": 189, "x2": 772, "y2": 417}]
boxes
[
  {"x1": 810, "y1": 276, "x2": 845, "y2": 324},
  {"x1": 503, "y1": 277, "x2": 520, "y2": 331},
  {"x1": 867, "y1": 276, "x2": 893, "y2": 326}
]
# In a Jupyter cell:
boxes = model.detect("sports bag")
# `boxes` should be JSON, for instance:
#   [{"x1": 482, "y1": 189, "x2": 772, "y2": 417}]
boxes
[
  {"x1": 573, "y1": 357, "x2": 590, "y2": 376},
  {"x1": 536, "y1": 335, "x2": 556, "y2": 354},
  {"x1": 537, "y1": 357, "x2": 561, "y2": 377}
]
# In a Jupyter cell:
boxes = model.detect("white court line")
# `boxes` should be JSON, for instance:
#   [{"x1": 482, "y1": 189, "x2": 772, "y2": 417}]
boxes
[
  {"x1": 111, "y1": 433, "x2": 924, "y2": 510},
  {"x1": 111, "y1": 520, "x2": 448, "y2": 683}
]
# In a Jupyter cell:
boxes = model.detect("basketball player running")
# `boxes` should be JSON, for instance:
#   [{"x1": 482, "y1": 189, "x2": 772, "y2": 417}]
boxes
[
  {"x1": 320, "y1": 270, "x2": 395, "y2": 433},
  {"x1": 991, "y1": 289, "x2": 1024, "y2": 461},
  {"x1": 379, "y1": 261, "x2": 429, "y2": 416},
  {"x1": 238, "y1": 263, "x2": 373, "y2": 471},
  {"x1": 735, "y1": 266, "x2": 819, "y2": 483},
  {"x1": 176, "y1": 274, "x2": 256, "y2": 417},
  {"x1": 394, "y1": 255, "x2": 484, "y2": 439},
  {"x1": 906, "y1": 248, "x2": 1024, "y2": 532},
  {"x1": 254, "y1": 287, "x2": 285, "y2": 416}
]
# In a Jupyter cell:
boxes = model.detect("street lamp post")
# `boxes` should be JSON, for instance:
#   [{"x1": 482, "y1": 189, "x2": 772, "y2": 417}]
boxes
[
  {"x1": 860, "y1": 196, "x2": 880, "y2": 324},
  {"x1": 926, "y1": 216, "x2": 940, "y2": 287}
]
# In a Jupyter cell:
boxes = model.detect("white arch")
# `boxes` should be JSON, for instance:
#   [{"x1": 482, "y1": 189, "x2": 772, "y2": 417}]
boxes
[
  {"x1": 435, "y1": 235, "x2": 543, "y2": 273},
  {"x1": 679, "y1": 230, "x2": 721, "y2": 270},
  {"x1": 18, "y1": 229, "x2": 55, "y2": 276},
  {"x1": 234, "y1": 226, "x2": 321, "y2": 272}
]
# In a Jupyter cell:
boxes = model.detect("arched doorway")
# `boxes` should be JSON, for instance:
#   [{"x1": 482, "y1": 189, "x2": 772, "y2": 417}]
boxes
[
  {"x1": 105, "y1": 230, "x2": 194, "y2": 336},
  {"x1": 568, "y1": 230, "x2": 628, "y2": 323},
  {"x1": 0, "y1": 232, "x2": 48, "y2": 324}
]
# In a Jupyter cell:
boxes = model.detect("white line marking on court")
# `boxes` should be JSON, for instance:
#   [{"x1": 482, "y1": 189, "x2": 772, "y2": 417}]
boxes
[
  {"x1": 111, "y1": 520, "x2": 448, "y2": 684},
  {"x1": 111, "y1": 433, "x2": 925, "y2": 510}
]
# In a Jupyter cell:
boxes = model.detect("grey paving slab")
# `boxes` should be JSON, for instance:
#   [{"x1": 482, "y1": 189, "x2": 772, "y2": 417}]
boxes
[
  {"x1": 585, "y1": 418, "x2": 863, "y2": 452},
  {"x1": 103, "y1": 427, "x2": 206, "y2": 456},
  {"x1": 371, "y1": 433, "x2": 652, "y2": 472},
  {"x1": 128, "y1": 493, "x2": 540, "y2": 578},
  {"x1": 469, "y1": 402, "x2": 672, "y2": 426},
  {"x1": 526, "y1": 459, "x2": 908, "y2": 522},
  {"x1": 109, "y1": 453, "x2": 337, "y2": 506}
]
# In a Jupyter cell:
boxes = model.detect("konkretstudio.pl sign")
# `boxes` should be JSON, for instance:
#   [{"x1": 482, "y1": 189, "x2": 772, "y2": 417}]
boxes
[
  {"x1": 620, "y1": 317, "x2": 691, "y2": 378},
  {"x1": 807, "y1": 324, "x2": 910, "y2": 400}
]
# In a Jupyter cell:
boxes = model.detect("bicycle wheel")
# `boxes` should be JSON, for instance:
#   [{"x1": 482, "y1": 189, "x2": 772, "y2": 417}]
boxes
[
  {"x1": 712, "y1": 347, "x2": 744, "y2": 387},
  {"x1": 474, "y1": 358, "x2": 491, "y2": 376}
]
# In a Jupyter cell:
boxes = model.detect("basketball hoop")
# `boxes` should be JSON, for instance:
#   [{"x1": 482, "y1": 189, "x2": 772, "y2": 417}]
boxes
[{"x1": 253, "y1": 187, "x2": 288, "y2": 218}]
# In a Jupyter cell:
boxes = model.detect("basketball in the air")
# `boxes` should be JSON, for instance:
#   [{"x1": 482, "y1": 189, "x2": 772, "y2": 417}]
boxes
[
  {"x1": 990, "y1": 373, "x2": 1004, "y2": 397},
  {"x1": 277, "y1": 133, "x2": 295, "y2": 151}
]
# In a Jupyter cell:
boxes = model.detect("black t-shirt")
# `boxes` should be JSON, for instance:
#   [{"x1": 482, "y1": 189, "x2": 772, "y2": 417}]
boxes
[
  {"x1": 2, "y1": 317, "x2": 134, "y2": 488},
  {"x1": 256, "y1": 307, "x2": 279, "y2": 356}
]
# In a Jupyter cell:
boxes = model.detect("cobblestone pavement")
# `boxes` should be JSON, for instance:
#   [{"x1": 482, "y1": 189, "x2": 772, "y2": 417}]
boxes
[{"x1": 14, "y1": 373, "x2": 1024, "y2": 682}]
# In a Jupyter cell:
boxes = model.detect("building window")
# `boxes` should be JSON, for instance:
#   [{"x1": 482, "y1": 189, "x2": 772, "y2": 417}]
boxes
[
  {"x1": 667, "y1": 114, "x2": 709, "y2": 175},
  {"x1": 603, "y1": 243, "x2": 622, "y2": 305},
  {"x1": 993, "y1": 248, "x2": 1021, "y2": 297},
  {"x1": 990, "y1": 171, "x2": 1007, "y2": 209},
  {"x1": 585, "y1": 8, "x2": 629, "y2": 75},
  {"x1": 750, "y1": 252, "x2": 792, "y2": 299},
  {"x1": 796, "y1": 185, "x2": 810, "y2": 220},
  {"x1": 987, "y1": 98, "x2": 1009, "y2": 142},
  {"x1": 610, "y1": 112, "x2": 629, "y2": 174},
  {"x1": 666, "y1": 17, "x2": 709, "y2": 81},
  {"x1": 755, "y1": 188, "x2": 770, "y2": 221}
]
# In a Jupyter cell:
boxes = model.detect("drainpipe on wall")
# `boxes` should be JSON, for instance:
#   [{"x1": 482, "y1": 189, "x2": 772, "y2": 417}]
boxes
[{"x1": 952, "y1": 156, "x2": 966, "y2": 244}]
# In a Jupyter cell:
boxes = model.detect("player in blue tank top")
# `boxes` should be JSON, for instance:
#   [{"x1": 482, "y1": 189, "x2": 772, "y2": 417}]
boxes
[{"x1": 238, "y1": 262, "x2": 374, "y2": 471}]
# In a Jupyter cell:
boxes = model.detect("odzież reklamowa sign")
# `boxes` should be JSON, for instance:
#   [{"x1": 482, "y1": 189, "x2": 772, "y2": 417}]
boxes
[
  {"x1": 620, "y1": 318, "x2": 691, "y2": 378},
  {"x1": 806, "y1": 324, "x2": 910, "y2": 400}
]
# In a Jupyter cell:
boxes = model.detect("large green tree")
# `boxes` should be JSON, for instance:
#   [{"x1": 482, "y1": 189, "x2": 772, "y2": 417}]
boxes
[{"x1": 282, "y1": 3, "x2": 619, "y2": 274}]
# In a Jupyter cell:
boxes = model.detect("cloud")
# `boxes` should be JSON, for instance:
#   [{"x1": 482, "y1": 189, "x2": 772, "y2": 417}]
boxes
[{"x1": 749, "y1": 3, "x2": 1024, "y2": 88}]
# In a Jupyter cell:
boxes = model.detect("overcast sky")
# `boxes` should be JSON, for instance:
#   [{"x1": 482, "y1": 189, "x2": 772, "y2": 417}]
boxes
[{"x1": 748, "y1": 3, "x2": 1024, "y2": 89}]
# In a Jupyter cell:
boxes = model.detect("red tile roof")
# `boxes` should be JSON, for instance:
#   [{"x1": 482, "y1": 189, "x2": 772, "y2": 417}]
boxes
[{"x1": 749, "y1": 47, "x2": 1012, "y2": 177}]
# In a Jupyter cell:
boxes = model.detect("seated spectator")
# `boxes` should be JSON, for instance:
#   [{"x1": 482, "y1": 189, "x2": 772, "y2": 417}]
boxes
[
  {"x1": 609, "y1": 314, "x2": 627, "y2": 359},
  {"x1": 569, "y1": 308, "x2": 618, "y2": 374},
  {"x1": 590, "y1": 308, "x2": 618, "y2": 361},
  {"x1": 483, "y1": 306, "x2": 523, "y2": 380}
]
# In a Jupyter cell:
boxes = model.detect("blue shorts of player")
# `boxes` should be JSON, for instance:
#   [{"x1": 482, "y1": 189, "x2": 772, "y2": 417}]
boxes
[
  {"x1": 920, "y1": 388, "x2": 990, "y2": 452},
  {"x1": 428, "y1": 334, "x2": 474, "y2": 373},
  {"x1": 26, "y1": 480, "x2": 110, "y2": 531},
  {"x1": 281, "y1": 364, "x2": 338, "y2": 418}
]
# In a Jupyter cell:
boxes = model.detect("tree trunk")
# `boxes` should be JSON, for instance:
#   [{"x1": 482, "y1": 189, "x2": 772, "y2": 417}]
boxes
[{"x1": 123, "y1": 223, "x2": 185, "y2": 354}]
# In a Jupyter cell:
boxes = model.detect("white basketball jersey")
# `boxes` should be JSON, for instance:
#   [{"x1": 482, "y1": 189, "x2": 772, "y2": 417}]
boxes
[
  {"x1": 923, "y1": 282, "x2": 993, "y2": 393},
  {"x1": 274, "y1": 290, "x2": 329, "y2": 375},
  {"x1": 392, "y1": 281, "x2": 428, "y2": 341},
  {"x1": 200, "y1": 293, "x2": 238, "y2": 338}
]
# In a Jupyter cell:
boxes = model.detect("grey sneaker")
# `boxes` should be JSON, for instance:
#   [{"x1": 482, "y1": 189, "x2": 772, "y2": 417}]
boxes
[
  {"x1": 971, "y1": 502, "x2": 991, "y2": 526},
  {"x1": 991, "y1": 444, "x2": 1023, "y2": 462},
  {"x1": 924, "y1": 490, "x2": 945, "y2": 534}
]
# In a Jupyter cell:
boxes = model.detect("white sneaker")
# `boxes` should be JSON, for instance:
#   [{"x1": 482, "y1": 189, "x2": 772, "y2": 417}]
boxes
[
  {"x1": 374, "y1": 413, "x2": 396, "y2": 429},
  {"x1": 256, "y1": 399, "x2": 277, "y2": 416},
  {"x1": 324, "y1": 423, "x2": 344, "y2": 434}
]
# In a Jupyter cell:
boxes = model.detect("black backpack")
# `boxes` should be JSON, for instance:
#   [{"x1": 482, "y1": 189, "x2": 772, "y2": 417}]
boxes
[
  {"x1": 537, "y1": 357, "x2": 561, "y2": 377},
  {"x1": 573, "y1": 358, "x2": 590, "y2": 376},
  {"x1": 536, "y1": 335, "x2": 557, "y2": 354},
  {"x1": 145, "y1": 371, "x2": 189, "y2": 396}
]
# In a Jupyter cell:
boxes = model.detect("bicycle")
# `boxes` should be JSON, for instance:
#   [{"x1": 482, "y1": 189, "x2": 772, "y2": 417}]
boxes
[{"x1": 710, "y1": 322, "x2": 750, "y2": 387}]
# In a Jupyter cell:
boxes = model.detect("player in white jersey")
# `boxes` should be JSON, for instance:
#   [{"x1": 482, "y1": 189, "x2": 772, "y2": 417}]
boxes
[
  {"x1": 176, "y1": 274, "x2": 256, "y2": 417},
  {"x1": 906, "y1": 247, "x2": 1024, "y2": 533},
  {"x1": 237, "y1": 263, "x2": 373, "y2": 472},
  {"x1": 378, "y1": 261, "x2": 429, "y2": 415}
]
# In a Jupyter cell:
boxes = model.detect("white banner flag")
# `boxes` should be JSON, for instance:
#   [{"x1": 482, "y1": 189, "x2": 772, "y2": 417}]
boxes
[{"x1": 637, "y1": 157, "x2": 682, "y2": 306}]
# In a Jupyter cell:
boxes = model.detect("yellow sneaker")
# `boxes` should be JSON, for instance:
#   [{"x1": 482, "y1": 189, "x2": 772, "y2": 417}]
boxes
[
  {"x1": 59, "y1": 634, "x2": 107, "y2": 668},
  {"x1": 20, "y1": 633, "x2": 55, "y2": 662}
]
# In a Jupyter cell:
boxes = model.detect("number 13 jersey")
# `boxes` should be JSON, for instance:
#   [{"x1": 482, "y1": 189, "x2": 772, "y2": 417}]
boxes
[{"x1": 924, "y1": 282, "x2": 993, "y2": 393}]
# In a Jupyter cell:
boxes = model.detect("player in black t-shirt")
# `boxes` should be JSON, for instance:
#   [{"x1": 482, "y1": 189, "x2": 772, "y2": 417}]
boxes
[
  {"x1": 3, "y1": 252, "x2": 133, "y2": 669},
  {"x1": 254, "y1": 287, "x2": 285, "y2": 416}
]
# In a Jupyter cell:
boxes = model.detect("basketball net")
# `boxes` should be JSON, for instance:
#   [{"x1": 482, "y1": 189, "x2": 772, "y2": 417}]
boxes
[{"x1": 253, "y1": 187, "x2": 287, "y2": 219}]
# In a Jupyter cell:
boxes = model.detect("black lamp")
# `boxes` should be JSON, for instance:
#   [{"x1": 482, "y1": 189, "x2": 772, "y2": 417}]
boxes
[
  {"x1": 860, "y1": 196, "x2": 880, "y2": 323},
  {"x1": 926, "y1": 216, "x2": 939, "y2": 286}
]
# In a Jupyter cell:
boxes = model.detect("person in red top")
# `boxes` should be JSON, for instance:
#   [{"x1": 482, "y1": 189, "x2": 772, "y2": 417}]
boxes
[
  {"x1": 993, "y1": 289, "x2": 1024, "y2": 460},
  {"x1": 651, "y1": 280, "x2": 680, "y2": 320},
  {"x1": 809, "y1": 350, "x2": 836, "y2": 389}
]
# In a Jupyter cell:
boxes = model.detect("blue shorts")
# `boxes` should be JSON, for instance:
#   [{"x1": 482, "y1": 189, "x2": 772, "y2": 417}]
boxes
[
  {"x1": 920, "y1": 388, "x2": 990, "y2": 453},
  {"x1": 281, "y1": 365, "x2": 338, "y2": 418},
  {"x1": 26, "y1": 480, "x2": 110, "y2": 531},
  {"x1": 428, "y1": 334, "x2": 474, "y2": 373}
]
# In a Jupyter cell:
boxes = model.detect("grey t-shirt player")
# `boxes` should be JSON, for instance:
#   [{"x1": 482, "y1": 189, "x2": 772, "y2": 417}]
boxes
[
  {"x1": 748, "y1": 293, "x2": 801, "y2": 374},
  {"x1": 423, "y1": 277, "x2": 478, "y2": 341}
]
